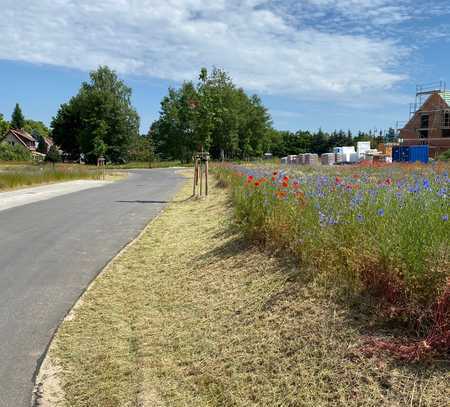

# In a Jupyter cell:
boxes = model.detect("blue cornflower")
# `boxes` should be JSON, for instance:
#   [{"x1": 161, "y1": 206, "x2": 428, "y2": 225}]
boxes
[
  {"x1": 437, "y1": 188, "x2": 447, "y2": 198},
  {"x1": 356, "y1": 214, "x2": 364, "y2": 223},
  {"x1": 423, "y1": 179, "x2": 431, "y2": 190},
  {"x1": 443, "y1": 214, "x2": 449, "y2": 222},
  {"x1": 377, "y1": 208, "x2": 385, "y2": 217}
]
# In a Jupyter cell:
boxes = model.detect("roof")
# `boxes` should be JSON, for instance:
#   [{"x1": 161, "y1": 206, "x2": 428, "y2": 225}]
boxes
[
  {"x1": 438, "y1": 91, "x2": 450, "y2": 106},
  {"x1": 9, "y1": 128, "x2": 35, "y2": 142},
  {"x1": 43, "y1": 137, "x2": 54, "y2": 146}
]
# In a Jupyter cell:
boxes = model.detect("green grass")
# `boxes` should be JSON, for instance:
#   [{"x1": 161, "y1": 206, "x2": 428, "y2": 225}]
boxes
[
  {"x1": 106, "y1": 160, "x2": 193, "y2": 169},
  {"x1": 37, "y1": 173, "x2": 449, "y2": 406},
  {"x1": 0, "y1": 163, "x2": 103, "y2": 191}
]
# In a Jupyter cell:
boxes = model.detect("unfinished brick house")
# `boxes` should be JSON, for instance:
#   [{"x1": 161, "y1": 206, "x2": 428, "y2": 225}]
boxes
[{"x1": 399, "y1": 82, "x2": 450, "y2": 157}]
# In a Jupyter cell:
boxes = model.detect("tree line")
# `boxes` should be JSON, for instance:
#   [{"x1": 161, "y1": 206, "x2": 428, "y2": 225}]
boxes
[{"x1": 1, "y1": 65, "x2": 398, "y2": 164}]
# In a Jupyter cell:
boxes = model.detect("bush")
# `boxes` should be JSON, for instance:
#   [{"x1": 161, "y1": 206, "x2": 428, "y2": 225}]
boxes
[
  {"x1": 45, "y1": 145, "x2": 61, "y2": 164},
  {"x1": 0, "y1": 143, "x2": 32, "y2": 161},
  {"x1": 437, "y1": 149, "x2": 450, "y2": 161}
]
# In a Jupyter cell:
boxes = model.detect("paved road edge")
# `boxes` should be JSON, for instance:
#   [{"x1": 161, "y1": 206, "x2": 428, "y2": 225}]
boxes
[{"x1": 31, "y1": 172, "x2": 190, "y2": 406}]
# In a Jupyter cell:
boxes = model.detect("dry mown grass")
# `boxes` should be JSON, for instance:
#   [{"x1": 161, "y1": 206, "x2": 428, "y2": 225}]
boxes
[{"x1": 47, "y1": 174, "x2": 449, "y2": 406}]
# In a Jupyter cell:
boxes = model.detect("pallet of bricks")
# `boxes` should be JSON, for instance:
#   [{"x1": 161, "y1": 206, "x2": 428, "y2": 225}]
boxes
[
  {"x1": 320, "y1": 153, "x2": 335, "y2": 165},
  {"x1": 297, "y1": 154, "x2": 306, "y2": 165},
  {"x1": 304, "y1": 153, "x2": 319, "y2": 165}
]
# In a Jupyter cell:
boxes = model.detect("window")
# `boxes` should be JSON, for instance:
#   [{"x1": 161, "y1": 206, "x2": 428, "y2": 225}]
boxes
[
  {"x1": 418, "y1": 130, "x2": 428, "y2": 138},
  {"x1": 420, "y1": 114, "x2": 429, "y2": 129},
  {"x1": 441, "y1": 110, "x2": 450, "y2": 128},
  {"x1": 442, "y1": 128, "x2": 450, "y2": 138}
]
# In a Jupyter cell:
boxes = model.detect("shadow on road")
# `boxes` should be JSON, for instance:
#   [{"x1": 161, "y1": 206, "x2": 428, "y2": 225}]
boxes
[{"x1": 116, "y1": 196, "x2": 194, "y2": 205}]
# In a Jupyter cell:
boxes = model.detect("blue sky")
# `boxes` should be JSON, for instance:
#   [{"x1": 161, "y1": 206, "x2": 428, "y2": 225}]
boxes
[{"x1": 1, "y1": 0, "x2": 450, "y2": 135}]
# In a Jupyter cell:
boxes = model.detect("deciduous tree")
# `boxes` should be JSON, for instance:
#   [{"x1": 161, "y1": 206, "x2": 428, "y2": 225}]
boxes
[{"x1": 52, "y1": 66, "x2": 140, "y2": 163}]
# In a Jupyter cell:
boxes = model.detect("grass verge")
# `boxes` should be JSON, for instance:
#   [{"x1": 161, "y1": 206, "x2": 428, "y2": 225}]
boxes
[
  {"x1": 38, "y1": 173, "x2": 449, "y2": 406},
  {"x1": 0, "y1": 163, "x2": 120, "y2": 191}
]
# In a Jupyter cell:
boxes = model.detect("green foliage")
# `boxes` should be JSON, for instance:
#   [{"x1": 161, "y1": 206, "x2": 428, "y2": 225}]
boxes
[
  {"x1": 51, "y1": 66, "x2": 140, "y2": 163},
  {"x1": 0, "y1": 142, "x2": 32, "y2": 161},
  {"x1": 151, "y1": 67, "x2": 272, "y2": 161},
  {"x1": 11, "y1": 103, "x2": 25, "y2": 129},
  {"x1": 23, "y1": 119, "x2": 49, "y2": 139},
  {"x1": 437, "y1": 149, "x2": 450, "y2": 161},
  {"x1": 0, "y1": 113, "x2": 9, "y2": 141},
  {"x1": 128, "y1": 134, "x2": 156, "y2": 164},
  {"x1": 45, "y1": 145, "x2": 61, "y2": 164}
]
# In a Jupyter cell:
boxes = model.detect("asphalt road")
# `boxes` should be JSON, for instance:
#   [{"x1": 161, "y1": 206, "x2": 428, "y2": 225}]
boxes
[{"x1": 0, "y1": 169, "x2": 185, "y2": 406}]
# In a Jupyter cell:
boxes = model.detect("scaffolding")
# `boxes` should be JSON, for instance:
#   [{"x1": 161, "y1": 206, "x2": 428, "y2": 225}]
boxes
[
  {"x1": 403, "y1": 81, "x2": 450, "y2": 140},
  {"x1": 409, "y1": 80, "x2": 447, "y2": 117}
]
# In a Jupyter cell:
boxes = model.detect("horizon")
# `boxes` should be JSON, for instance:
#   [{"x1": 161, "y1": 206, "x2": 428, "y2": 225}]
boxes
[{"x1": 1, "y1": 1, "x2": 450, "y2": 134}]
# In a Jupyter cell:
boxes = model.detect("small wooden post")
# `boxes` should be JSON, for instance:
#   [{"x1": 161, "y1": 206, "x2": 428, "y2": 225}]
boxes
[
  {"x1": 199, "y1": 159, "x2": 203, "y2": 196},
  {"x1": 205, "y1": 158, "x2": 209, "y2": 196},
  {"x1": 193, "y1": 158, "x2": 198, "y2": 196},
  {"x1": 97, "y1": 156, "x2": 106, "y2": 180}
]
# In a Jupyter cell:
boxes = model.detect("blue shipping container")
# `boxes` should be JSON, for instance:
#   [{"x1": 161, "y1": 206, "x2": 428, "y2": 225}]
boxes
[{"x1": 392, "y1": 145, "x2": 429, "y2": 164}]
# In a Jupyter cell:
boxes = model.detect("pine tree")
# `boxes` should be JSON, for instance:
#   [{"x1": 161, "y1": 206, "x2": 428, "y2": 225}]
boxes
[{"x1": 11, "y1": 103, "x2": 25, "y2": 129}]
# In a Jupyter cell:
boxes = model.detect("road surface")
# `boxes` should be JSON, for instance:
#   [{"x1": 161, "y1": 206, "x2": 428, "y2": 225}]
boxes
[{"x1": 0, "y1": 169, "x2": 185, "y2": 406}]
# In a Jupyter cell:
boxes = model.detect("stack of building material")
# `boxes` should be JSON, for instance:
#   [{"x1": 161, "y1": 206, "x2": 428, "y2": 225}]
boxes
[
  {"x1": 287, "y1": 155, "x2": 298, "y2": 164},
  {"x1": 281, "y1": 156, "x2": 288, "y2": 164},
  {"x1": 378, "y1": 143, "x2": 397, "y2": 157},
  {"x1": 363, "y1": 149, "x2": 380, "y2": 160},
  {"x1": 304, "y1": 153, "x2": 319, "y2": 165},
  {"x1": 335, "y1": 153, "x2": 344, "y2": 164},
  {"x1": 297, "y1": 154, "x2": 306, "y2": 165},
  {"x1": 320, "y1": 153, "x2": 336, "y2": 165}
]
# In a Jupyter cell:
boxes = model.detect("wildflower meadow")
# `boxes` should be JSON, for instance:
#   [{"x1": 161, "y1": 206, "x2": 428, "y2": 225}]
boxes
[{"x1": 215, "y1": 162, "x2": 449, "y2": 359}]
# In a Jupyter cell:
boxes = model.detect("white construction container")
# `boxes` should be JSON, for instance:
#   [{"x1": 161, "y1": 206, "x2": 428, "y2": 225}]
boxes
[
  {"x1": 287, "y1": 155, "x2": 298, "y2": 165},
  {"x1": 357, "y1": 141, "x2": 371, "y2": 158},
  {"x1": 335, "y1": 153, "x2": 344, "y2": 164},
  {"x1": 333, "y1": 146, "x2": 355, "y2": 163},
  {"x1": 281, "y1": 156, "x2": 288, "y2": 164},
  {"x1": 349, "y1": 152, "x2": 360, "y2": 163},
  {"x1": 297, "y1": 154, "x2": 306, "y2": 165}
]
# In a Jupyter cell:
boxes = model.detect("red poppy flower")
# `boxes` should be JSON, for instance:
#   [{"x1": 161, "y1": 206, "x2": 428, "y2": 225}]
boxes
[
  {"x1": 282, "y1": 181, "x2": 289, "y2": 188},
  {"x1": 247, "y1": 175, "x2": 254, "y2": 181},
  {"x1": 271, "y1": 176, "x2": 277, "y2": 182},
  {"x1": 283, "y1": 176, "x2": 289, "y2": 182},
  {"x1": 335, "y1": 176, "x2": 343, "y2": 184},
  {"x1": 254, "y1": 181, "x2": 260, "y2": 187}
]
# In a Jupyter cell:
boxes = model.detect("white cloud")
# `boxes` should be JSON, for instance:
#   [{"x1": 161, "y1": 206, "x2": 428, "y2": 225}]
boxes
[{"x1": 0, "y1": 0, "x2": 412, "y2": 101}]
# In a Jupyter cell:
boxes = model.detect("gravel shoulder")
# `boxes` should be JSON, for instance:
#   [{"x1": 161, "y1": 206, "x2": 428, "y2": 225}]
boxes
[{"x1": 0, "y1": 180, "x2": 112, "y2": 212}]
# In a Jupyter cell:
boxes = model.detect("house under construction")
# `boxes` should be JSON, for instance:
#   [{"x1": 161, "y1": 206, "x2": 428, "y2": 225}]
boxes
[{"x1": 399, "y1": 81, "x2": 450, "y2": 157}]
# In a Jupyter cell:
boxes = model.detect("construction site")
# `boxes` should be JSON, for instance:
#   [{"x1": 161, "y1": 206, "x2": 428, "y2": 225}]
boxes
[{"x1": 398, "y1": 81, "x2": 450, "y2": 157}]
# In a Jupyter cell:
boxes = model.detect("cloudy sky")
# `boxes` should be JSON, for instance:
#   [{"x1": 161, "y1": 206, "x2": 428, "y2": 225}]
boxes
[{"x1": 1, "y1": 0, "x2": 449, "y2": 133}]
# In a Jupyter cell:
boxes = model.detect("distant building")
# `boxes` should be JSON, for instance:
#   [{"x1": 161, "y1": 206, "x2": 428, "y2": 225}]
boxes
[
  {"x1": 40, "y1": 137, "x2": 54, "y2": 154},
  {"x1": 4, "y1": 129, "x2": 37, "y2": 152},
  {"x1": 399, "y1": 82, "x2": 450, "y2": 157}
]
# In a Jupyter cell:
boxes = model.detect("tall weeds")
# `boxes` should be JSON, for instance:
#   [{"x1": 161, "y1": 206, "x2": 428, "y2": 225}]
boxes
[{"x1": 0, "y1": 164, "x2": 99, "y2": 191}]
